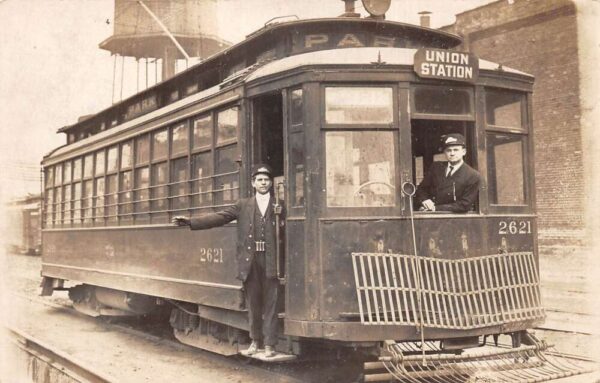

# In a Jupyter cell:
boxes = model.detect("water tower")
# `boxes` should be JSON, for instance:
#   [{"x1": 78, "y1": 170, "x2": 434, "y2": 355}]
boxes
[{"x1": 99, "y1": 0, "x2": 231, "y2": 102}]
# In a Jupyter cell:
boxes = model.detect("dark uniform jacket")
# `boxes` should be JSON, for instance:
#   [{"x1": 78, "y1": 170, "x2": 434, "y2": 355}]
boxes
[
  {"x1": 189, "y1": 196, "x2": 285, "y2": 282},
  {"x1": 416, "y1": 161, "x2": 482, "y2": 213}
]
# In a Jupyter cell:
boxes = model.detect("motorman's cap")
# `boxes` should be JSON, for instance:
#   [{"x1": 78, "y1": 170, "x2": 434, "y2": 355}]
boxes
[
  {"x1": 441, "y1": 133, "x2": 466, "y2": 148},
  {"x1": 251, "y1": 163, "x2": 273, "y2": 178}
]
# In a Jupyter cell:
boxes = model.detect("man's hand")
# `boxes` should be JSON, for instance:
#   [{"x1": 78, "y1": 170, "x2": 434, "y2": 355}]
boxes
[
  {"x1": 421, "y1": 199, "x2": 436, "y2": 211},
  {"x1": 172, "y1": 216, "x2": 191, "y2": 226}
]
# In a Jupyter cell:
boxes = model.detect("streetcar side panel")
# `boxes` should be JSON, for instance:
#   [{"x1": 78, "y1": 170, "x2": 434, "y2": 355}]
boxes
[{"x1": 42, "y1": 225, "x2": 244, "y2": 310}]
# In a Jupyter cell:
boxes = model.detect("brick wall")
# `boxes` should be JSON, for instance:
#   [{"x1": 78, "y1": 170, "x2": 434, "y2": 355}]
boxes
[{"x1": 443, "y1": 0, "x2": 584, "y2": 248}]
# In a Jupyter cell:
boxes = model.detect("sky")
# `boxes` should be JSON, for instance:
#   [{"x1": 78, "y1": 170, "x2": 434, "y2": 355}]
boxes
[{"x1": 0, "y1": 0, "x2": 495, "y2": 201}]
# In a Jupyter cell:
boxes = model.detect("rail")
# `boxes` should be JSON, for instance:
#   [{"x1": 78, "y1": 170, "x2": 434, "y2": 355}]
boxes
[{"x1": 6, "y1": 325, "x2": 115, "y2": 382}]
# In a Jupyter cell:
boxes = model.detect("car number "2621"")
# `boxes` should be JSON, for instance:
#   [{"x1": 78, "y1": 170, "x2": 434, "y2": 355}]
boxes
[
  {"x1": 498, "y1": 220, "x2": 532, "y2": 235},
  {"x1": 198, "y1": 248, "x2": 224, "y2": 263}
]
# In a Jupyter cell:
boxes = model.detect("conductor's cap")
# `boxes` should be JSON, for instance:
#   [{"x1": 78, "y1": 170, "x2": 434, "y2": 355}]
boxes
[
  {"x1": 441, "y1": 133, "x2": 466, "y2": 148},
  {"x1": 251, "y1": 163, "x2": 273, "y2": 178}
]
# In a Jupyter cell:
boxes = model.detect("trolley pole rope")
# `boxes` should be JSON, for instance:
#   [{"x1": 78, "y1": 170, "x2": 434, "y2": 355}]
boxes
[{"x1": 401, "y1": 182, "x2": 427, "y2": 366}]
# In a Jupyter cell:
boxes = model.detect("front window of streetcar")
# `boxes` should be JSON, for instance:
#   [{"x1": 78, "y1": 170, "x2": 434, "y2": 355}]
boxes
[
  {"x1": 485, "y1": 89, "x2": 529, "y2": 208},
  {"x1": 324, "y1": 86, "x2": 396, "y2": 208}
]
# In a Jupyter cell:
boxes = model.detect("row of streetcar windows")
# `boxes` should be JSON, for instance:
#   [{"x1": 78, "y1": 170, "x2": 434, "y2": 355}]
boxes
[
  {"x1": 44, "y1": 106, "x2": 240, "y2": 228},
  {"x1": 44, "y1": 86, "x2": 530, "y2": 228}
]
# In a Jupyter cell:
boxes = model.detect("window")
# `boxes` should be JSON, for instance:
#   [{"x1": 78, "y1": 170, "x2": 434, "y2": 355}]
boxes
[
  {"x1": 45, "y1": 167, "x2": 54, "y2": 189},
  {"x1": 55, "y1": 187, "x2": 62, "y2": 226},
  {"x1": 136, "y1": 135, "x2": 150, "y2": 165},
  {"x1": 94, "y1": 178, "x2": 105, "y2": 225},
  {"x1": 411, "y1": 120, "x2": 473, "y2": 187},
  {"x1": 193, "y1": 115, "x2": 212, "y2": 149},
  {"x1": 289, "y1": 133, "x2": 305, "y2": 207},
  {"x1": 191, "y1": 152, "x2": 212, "y2": 213},
  {"x1": 217, "y1": 108, "x2": 238, "y2": 145},
  {"x1": 413, "y1": 87, "x2": 471, "y2": 116},
  {"x1": 63, "y1": 184, "x2": 72, "y2": 225},
  {"x1": 486, "y1": 90, "x2": 524, "y2": 129},
  {"x1": 134, "y1": 167, "x2": 150, "y2": 223},
  {"x1": 186, "y1": 83, "x2": 199, "y2": 95},
  {"x1": 151, "y1": 162, "x2": 168, "y2": 222},
  {"x1": 82, "y1": 180, "x2": 93, "y2": 224},
  {"x1": 153, "y1": 129, "x2": 168, "y2": 160},
  {"x1": 44, "y1": 167, "x2": 55, "y2": 227},
  {"x1": 72, "y1": 182, "x2": 82, "y2": 225},
  {"x1": 485, "y1": 89, "x2": 529, "y2": 209},
  {"x1": 83, "y1": 154, "x2": 94, "y2": 178},
  {"x1": 121, "y1": 141, "x2": 132, "y2": 169},
  {"x1": 325, "y1": 87, "x2": 393, "y2": 125},
  {"x1": 107, "y1": 146, "x2": 118, "y2": 173},
  {"x1": 120, "y1": 170, "x2": 133, "y2": 223},
  {"x1": 169, "y1": 89, "x2": 179, "y2": 103},
  {"x1": 64, "y1": 161, "x2": 72, "y2": 184},
  {"x1": 55, "y1": 164, "x2": 62, "y2": 186},
  {"x1": 326, "y1": 131, "x2": 396, "y2": 207},
  {"x1": 106, "y1": 174, "x2": 118, "y2": 224},
  {"x1": 291, "y1": 89, "x2": 303, "y2": 126},
  {"x1": 73, "y1": 158, "x2": 82, "y2": 181},
  {"x1": 171, "y1": 158, "x2": 188, "y2": 212},
  {"x1": 289, "y1": 88, "x2": 305, "y2": 208},
  {"x1": 215, "y1": 145, "x2": 239, "y2": 205},
  {"x1": 171, "y1": 123, "x2": 188, "y2": 157},
  {"x1": 487, "y1": 133, "x2": 526, "y2": 205},
  {"x1": 45, "y1": 190, "x2": 54, "y2": 228},
  {"x1": 95, "y1": 150, "x2": 105, "y2": 176}
]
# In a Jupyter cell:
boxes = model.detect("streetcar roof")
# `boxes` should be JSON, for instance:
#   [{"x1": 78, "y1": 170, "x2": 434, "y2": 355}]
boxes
[
  {"x1": 246, "y1": 47, "x2": 533, "y2": 82},
  {"x1": 45, "y1": 83, "x2": 225, "y2": 161}
]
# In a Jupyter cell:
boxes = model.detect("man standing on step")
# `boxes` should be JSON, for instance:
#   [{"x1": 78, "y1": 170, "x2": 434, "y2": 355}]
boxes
[{"x1": 173, "y1": 164, "x2": 284, "y2": 358}]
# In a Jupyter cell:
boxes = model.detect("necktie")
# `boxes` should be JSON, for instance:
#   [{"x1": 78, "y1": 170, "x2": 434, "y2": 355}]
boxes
[{"x1": 447, "y1": 165, "x2": 454, "y2": 178}]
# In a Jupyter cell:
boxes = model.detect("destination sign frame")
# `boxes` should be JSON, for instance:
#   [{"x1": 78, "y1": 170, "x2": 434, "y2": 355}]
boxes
[{"x1": 414, "y1": 48, "x2": 479, "y2": 83}]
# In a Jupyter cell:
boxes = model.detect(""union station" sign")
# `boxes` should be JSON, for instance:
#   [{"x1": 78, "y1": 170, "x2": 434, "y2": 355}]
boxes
[{"x1": 414, "y1": 48, "x2": 479, "y2": 82}]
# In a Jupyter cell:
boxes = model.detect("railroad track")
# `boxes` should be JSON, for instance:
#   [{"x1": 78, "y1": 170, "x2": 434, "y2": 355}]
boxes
[
  {"x1": 6, "y1": 326, "x2": 116, "y2": 383},
  {"x1": 9, "y1": 292, "x2": 311, "y2": 383},
  {"x1": 10, "y1": 292, "x2": 596, "y2": 383}
]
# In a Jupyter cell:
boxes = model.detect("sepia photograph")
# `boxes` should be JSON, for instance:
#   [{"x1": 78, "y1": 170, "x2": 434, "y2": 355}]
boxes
[{"x1": 1, "y1": 0, "x2": 599, "y2": 381}]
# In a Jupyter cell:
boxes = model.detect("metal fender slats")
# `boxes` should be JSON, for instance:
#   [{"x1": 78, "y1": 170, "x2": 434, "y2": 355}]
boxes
[{"x1": 351, "y1": 252, "x2": 545, "y2": 329}]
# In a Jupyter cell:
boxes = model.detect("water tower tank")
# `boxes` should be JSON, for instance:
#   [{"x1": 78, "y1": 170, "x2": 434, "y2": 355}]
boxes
[{"x1": 100, "y1": 0, "x2": 230, "y2": 84}]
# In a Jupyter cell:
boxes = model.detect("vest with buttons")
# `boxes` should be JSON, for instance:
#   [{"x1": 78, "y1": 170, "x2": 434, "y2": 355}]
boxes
[{"x1": 253, "y1": 203, "x2": 270, "y2": 246}]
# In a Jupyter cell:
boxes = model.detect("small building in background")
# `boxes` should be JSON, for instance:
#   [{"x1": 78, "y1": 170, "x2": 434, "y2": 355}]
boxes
[
  {"x1": 442, "y1": 0, "x2": 594, "y2": 254},
  {"x1": 5, "y1": 194, "x2": 42, "y2": 255}
]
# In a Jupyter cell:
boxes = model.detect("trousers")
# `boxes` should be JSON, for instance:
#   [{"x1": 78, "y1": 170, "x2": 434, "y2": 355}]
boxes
[{"x1": 244, "y1": 252, "x2": 279, "y2": 346}]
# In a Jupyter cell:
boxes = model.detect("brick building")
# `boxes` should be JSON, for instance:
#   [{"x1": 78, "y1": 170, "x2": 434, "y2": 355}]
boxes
[{"x1": 442, "y1": 0, "x2": 597, "y2": 252}]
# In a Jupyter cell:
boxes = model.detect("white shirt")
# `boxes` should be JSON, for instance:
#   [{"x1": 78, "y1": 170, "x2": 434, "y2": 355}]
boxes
[
  {"x1": 446, "y1": 161, "x2": 464, "y2": 177},
  {"x1": 255, "y1": 192, "x2": 271, "y2": 216}
]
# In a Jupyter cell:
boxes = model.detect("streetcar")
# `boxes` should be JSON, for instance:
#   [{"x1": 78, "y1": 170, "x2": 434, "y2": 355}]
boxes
[{"x1": 39, "y1": 2, "x2": 589, "y2": 381}]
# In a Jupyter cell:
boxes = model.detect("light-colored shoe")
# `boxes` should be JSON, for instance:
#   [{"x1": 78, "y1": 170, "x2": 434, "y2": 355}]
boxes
[
  {"x1": 264, "y1": 345, "x2": 275, "y2": 357},
  {"x1": 245, "y1": 341, "x2": 259, "y2": 355}
]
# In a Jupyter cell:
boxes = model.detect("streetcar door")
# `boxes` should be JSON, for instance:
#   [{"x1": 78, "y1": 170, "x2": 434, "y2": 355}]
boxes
[
  {"x1": 251, "y1": 92, "x2": 286, "y2": 313},
  {"x1": 251, "y1": 93, "x2": 284, "y2": 182}
]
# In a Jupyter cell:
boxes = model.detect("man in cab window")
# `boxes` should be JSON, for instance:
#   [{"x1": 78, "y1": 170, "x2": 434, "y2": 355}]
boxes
[
  {"x1": 173, "y1": 164, "x2": 284, "y2": 358},
  {"x1": 416, "y1": 133, "x2": 482, "y2": 213}
]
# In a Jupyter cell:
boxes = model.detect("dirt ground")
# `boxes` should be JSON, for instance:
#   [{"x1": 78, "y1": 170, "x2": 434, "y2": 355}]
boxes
[{"x1": 1, "y1": 249, "x2": 599, "y2": 382}]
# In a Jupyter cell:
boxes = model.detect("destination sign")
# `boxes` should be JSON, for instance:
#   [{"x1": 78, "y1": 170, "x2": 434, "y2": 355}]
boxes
[{"x1": 414, "y1": 48, "x2": 479, "y2": 82}]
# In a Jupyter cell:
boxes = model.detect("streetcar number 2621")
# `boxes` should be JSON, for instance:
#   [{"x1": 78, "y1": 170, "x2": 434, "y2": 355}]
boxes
[
  {"x1": 498, "y1": 220, "x2": 532, "y2": 235},
  {"x1": 199, "y1": 248, "x2": 224, "y2": 263}
]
